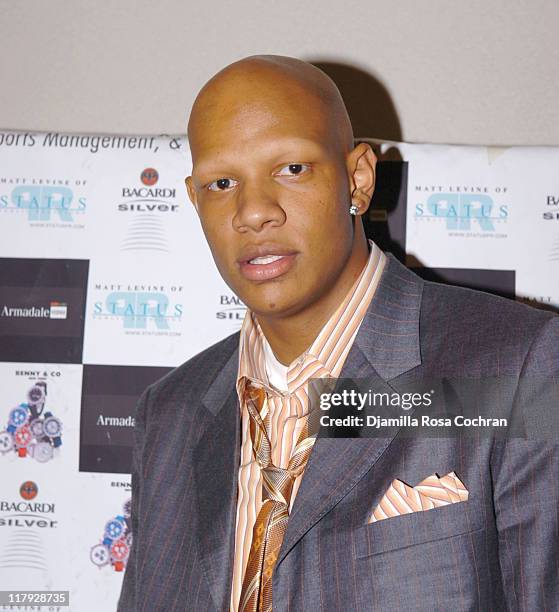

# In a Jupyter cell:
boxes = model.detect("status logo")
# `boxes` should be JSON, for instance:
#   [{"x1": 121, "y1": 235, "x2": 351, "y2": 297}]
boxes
[
  {"x1": 93, "y1": 289, "x2": 183, "y2": 331},
  {"x1": 415, "y1": 194, "x2": 509, "y2": 231},
  {"x1": 2, "y1": 185, "x2": 87, "y2": 223}
]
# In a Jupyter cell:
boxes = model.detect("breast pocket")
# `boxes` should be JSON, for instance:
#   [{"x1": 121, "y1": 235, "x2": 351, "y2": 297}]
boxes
[{"x1": 353, "y1": 499, "x2": 485, "y2": 559}]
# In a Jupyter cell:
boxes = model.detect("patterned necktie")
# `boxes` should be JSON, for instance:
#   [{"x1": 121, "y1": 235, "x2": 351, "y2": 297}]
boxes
[{"x1": 238, "y1": 381, "x2": 314, "y2": 612}]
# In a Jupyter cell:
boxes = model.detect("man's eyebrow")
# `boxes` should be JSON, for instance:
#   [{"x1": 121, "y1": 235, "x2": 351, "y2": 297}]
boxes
[{"x1": 191, "y1": 137, "x2": 327, "y2": 175}]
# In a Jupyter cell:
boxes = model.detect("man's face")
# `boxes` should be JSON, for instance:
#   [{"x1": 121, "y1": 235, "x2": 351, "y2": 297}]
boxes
[{"x1": 186, "y1": 83, "x2": 361, "y2": 319}]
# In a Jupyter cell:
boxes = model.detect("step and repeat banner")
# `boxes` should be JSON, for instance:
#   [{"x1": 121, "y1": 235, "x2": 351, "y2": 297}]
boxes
[{"x1": 0, "y1": 131, "x2": 557, "y2": 611}]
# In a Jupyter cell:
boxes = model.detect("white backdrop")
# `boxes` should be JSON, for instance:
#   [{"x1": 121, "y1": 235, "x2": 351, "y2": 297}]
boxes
[
  {"x1": 0, "y1": 131, "x2": 557, "y2": 611},
  {"x1": 3, "y1": 1, "x2": 559, "y2": 147}
]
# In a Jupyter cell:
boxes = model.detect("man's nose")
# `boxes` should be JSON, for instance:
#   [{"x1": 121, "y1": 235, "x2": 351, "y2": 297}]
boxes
[{"x1": 232, "y1": 180, "x2": 285, "y2": 233}]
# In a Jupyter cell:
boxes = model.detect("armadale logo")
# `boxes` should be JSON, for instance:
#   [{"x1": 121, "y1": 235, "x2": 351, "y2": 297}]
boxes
[
  {"x1": 0, "y1": 481, "x2": 57, "y2": 528},
  {"x1": 92, "y1": 284, "x2": 184, "y2": 333},
  {"x1": 49, "y1": 301, "x2": 68, "y2": 319},
  {"x1": 0, "y1": 305, "x2": 49, "y2": 318},
  {"x1": 96, "y1": 414, "x2": 135, "y2": 427},
  {"x1": 414, "y1": 186, "x2": 509, "y2": 235},
  {"x1": 0, "y1": 301, "x2": 68, "y2": 320},
  {"x1": 0, "y1": 179, "x2": 87, "y2": 226},
  {"x1": 80, "y1": 364, "x2": 172, "y2": 474},
  {"x1": 0, "y1": 258, "x2": 88, "y2": 364}
]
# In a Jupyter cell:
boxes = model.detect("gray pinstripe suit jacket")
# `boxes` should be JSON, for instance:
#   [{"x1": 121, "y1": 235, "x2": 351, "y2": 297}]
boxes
[{"x1": 118, "y1": 254, "x2": 559, "y2": 611}]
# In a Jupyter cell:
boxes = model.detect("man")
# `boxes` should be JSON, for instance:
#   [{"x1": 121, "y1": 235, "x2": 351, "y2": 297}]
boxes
[{"x1": 118, "y1": 56, "x2": 559, "y2": 611}]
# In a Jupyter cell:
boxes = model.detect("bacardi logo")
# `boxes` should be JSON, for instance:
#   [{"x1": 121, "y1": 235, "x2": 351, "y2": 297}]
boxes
[
  {"x1": 141, "y1": 168, "x2": 159, "y2": 186},
  {"x1": 20, "y1": 481, "x2": 38, "y2": 500}
]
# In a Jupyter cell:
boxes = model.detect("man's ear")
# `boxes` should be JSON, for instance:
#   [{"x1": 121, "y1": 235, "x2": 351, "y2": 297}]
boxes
[
  {"x1": 185, "y1": 176, "x2": 199, "y2": 213},
  {"x1": 348, "y1": 142, "x2": 377, "y2": 215}
]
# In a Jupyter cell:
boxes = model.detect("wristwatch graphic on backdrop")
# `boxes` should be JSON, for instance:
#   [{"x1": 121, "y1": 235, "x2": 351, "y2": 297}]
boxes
[
  {"x1": 0, "y1": 382, "x2": 63, "y2": 462},
  {"x1": 90, "y1": 499, "x2": 133, "y2": 572}
]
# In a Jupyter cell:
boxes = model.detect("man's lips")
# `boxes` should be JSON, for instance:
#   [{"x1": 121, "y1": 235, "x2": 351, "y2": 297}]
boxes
[
  {"x1": 237, "y1": 243, "x2": 297, "y2": 263},
  {"x1": 238, "y1": 253, "x2": 298, "y2": 281}
]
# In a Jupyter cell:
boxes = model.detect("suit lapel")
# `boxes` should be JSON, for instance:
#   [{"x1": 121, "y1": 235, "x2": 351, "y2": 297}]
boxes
[
  {"x1": 278, "y1": 254, "x2": 424, "y2": 565},
  {"x1": 192, "y1": 345, "x2": 240, "y2": 611}
]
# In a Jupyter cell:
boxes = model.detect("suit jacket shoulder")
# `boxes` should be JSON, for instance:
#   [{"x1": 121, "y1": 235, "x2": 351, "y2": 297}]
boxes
[{"x1": 418, "y1": 276, "x2": 557, "y2": 376}]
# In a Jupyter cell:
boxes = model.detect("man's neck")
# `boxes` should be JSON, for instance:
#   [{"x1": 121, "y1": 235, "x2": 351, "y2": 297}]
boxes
[{"x1": 255, "y1": 237, "x2": 370, "y2": 366}]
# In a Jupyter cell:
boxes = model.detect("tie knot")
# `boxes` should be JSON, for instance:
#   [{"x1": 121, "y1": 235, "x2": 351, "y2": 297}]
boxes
[{"x1": 243, "y1": 378, "x2": 314, "y2": 507}]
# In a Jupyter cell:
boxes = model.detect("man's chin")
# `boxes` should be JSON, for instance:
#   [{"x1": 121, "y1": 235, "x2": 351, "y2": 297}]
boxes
[
  {"x1": 241, "y1": 292, "x2": 304, "y2": 320},
  {"x1": 233, "y1": 272, "x2": 315, "y2": 320},
  {"x1": 243, "y1": 299, "x2": 291, "y2": 319}
]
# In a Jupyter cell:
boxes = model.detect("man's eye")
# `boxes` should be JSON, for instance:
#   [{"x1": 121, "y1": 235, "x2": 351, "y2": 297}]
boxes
[
  {"x1": 208, "y1": 178, "x2": 238, "y2": 191},
  {"x1": 275, "y1": 163, "x2": 310, "y2": 176}
]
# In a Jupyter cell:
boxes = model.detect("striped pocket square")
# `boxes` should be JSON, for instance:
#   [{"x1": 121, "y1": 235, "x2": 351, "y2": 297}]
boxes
[{"x1": 368, "y1": 471, "x2": 469, "y2": 523}]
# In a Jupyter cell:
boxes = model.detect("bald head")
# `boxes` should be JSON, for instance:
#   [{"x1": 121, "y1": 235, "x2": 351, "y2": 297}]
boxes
[{"x1": 187, "y1": 55, "x2": 354, "y2": 161}]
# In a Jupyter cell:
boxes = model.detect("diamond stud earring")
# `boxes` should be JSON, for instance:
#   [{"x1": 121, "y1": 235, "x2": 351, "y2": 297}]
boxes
[{"x1": 349, "y1": 204, "x2": 359, "y2": 215}]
